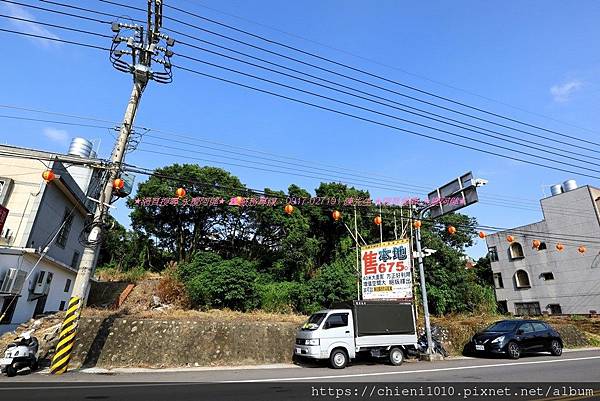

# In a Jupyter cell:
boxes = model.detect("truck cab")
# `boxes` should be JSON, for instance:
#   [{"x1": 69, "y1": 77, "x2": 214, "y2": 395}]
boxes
[{"x1": 294, "y1": 301, "x2": 417, "y2": 369}]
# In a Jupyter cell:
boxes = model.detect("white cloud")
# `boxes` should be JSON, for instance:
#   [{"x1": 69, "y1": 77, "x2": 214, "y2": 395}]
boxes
[
  {"x1": 550, "y1": 79, "x2": 582, "y2": 103},
  {"x1": 0, "y1": 3, "x2": 61, "y2": 48},
  {"x1": 43, "y1": 128, "x2": 69, "y2": 144}
]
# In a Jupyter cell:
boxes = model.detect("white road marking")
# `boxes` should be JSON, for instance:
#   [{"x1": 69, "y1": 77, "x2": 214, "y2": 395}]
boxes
[{"x1": 220, "y1": 355, "x2": 600, "y2": 383}]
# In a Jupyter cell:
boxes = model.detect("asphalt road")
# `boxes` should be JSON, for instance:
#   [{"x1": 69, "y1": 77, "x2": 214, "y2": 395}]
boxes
[{"x1": 0, "y1": 349, "x2": 598, "y2": 400}]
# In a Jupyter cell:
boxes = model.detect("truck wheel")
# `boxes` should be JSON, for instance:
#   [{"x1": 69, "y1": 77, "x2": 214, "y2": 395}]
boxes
[
  {"x1": 329, "y1": 349, "x2": 348, "y2": 369},
  {"x1": 6, "y1": 365, "x2": 17, "y2": 377},
  {"x1": 389, "y1": 347, "x2": 404, "y2": 366}
]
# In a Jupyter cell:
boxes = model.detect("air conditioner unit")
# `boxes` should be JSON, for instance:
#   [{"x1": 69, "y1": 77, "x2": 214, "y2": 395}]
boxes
[
  {"x1": 0, "y1": 268, "x2": 27, "y2": 294},
  {"x1": 32, "y1": 271, "x2": 53, "y2": 295}
]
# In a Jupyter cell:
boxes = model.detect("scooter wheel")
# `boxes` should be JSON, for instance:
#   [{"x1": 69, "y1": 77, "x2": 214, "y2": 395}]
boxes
[{"x1": 6, "y1": 365, "x2": 17, "y2": 377}]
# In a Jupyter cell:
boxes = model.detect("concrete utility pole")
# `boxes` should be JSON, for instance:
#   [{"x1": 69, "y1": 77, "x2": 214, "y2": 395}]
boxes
[
  {"x1": 50, "y1": 0, "x2": 174, "y2": 375},
  {"x1": 72, "y1": 0, "x2": 174, "y2": 303}
]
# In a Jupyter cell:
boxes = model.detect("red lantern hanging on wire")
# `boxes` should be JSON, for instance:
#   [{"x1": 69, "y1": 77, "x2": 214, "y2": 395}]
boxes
[
  {"x1": 478, "y1": 231, "x2": 486, "y2": 239},
  {"x1": 373, "y1": 215, "x2": 382, "y2": 225},
  {"x1": 235, "y1": 196, "x2": 244, "y2": 206},
  {"x1": 175, "y1": 187, "x2": 186, "y2": 198},
  {"x1": 556, "y1": 243, "x2": 564, "y2": 252},
  {"x1": 506, "y1": 235, "x2": 514, "y2": 243},
  {"x1": 113, "y1": 178, "x2": 125, "y2": 191},
  {"x1": 532, "y1": 239, "x2": 541, "y2": 249},
  {"x1": 284, "y1": 204, "x2": 294, "y2": 215},
  {"x1": 42, "y1": 169, "x2": 55, "y2": 182},
  {"x1": 578, "y1": 245, "x2": 586, "y2": 254},
  {"x1": 447, "y1": 225, "x2": 457, "y2": 235},
  {"x1": 332, "y1": 210, "x2": 342, "y2": 221},
  {"x1": 413, "y1": 220, "x2": 422, "y2": 229}
]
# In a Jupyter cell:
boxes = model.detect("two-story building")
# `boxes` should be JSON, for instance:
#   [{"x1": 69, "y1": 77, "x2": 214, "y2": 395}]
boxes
[
  {"x1": 486, "y1": 180, "x2": 600, "y2": 316},
  {"x1": 0, "y1": 138, "x2": 102, "y2": 333}
]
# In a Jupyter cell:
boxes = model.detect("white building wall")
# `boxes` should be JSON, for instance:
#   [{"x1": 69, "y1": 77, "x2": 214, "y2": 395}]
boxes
[{"x1": 0, "y1": 251, "x2": 76, "y2": 334}]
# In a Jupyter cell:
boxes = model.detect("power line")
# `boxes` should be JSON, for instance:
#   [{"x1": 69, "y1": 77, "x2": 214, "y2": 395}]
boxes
[
  {"x1": 6, "y1": 10, "x2": 600, "y2": 170},
  {"x1": 161, "y1": 1, "x2": 600, "y2": 150},
  {"x1": 33, "y1": 0, "x2": 600, "y2": 155},
  {"x1": 173, "y1": 63, "x2": 600, "y2": 180},
  {"x1": 178, "y1": 0, "x2": 600, "y2": 137},
  {"x1": 0, "y1": 106, "x2": 593, "y2": 218}
]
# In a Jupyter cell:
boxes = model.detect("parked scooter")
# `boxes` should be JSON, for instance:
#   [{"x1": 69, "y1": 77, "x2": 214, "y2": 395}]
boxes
[
  {"x1": 416, "y1": 326, "x2": 449, "y2": 357},
  {"x1": 0, "y1": 330, "x2": 39, "y2": 377}
]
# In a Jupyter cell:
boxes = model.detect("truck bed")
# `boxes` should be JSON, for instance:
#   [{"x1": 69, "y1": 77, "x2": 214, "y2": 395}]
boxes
[{"x1": 355, "y1": 333, "x2": 417, "y2": 348}]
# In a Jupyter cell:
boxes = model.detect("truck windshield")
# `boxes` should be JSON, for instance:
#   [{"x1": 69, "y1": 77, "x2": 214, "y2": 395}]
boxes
[{"x1": 302, "y1": 313, "x2": 326, "y2": 330}]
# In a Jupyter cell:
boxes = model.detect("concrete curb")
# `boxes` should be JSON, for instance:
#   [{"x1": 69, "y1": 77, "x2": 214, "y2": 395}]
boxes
[{"x1": 77, "y1": 363, "x2": 300, "y2": 374}]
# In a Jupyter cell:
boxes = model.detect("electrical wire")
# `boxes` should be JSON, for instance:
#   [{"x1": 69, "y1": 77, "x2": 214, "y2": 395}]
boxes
[
  {"x1": 4, "y1": 9, "x2": 600, "y2": 176},
  {"x1": 27, "y1": 0, "x2": 600, "y2": 155},
  {"x1": 161, "y1": 1, "x2": 600, "y2": 150}
]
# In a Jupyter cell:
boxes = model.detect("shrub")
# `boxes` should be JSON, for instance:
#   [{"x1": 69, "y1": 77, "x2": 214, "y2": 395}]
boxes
[
  {"x1": 95, "y1": 265, "x2": 147, "y2": 282},
  {"x1": 156, "y1": 262, "x2": 190, "y2": 308},
  {"x1": 185, "y1": 258, "x2": 260, "y2": 311},
  {"x1": 258, "y1": 281, "x2": 304, "y2": 313},
  {"x1": 177, "y1": 251, "x2": 223, "y2": 282}
]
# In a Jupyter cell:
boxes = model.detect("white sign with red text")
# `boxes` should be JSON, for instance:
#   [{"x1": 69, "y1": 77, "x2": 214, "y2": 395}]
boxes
[{"x1": 360, "y1": 239, "x2": 412, "y2": 301}]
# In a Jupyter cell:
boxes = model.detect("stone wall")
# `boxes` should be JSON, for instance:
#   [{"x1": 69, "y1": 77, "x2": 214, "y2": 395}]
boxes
[{"x1": 70, "y1": 317, "x2": 299, "y2": 369}]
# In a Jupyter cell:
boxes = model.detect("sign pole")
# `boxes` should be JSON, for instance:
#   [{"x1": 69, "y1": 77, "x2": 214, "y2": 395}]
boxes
[
  {"x1": 415, "y1": 208, "x2": 434, "y2": 356},
  {"x1": 354, "y1": 206, "x2": 361, "y2": 300}
]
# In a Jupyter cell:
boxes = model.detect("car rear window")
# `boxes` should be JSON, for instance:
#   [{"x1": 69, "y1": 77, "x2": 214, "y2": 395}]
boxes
[
  {"x1": 532, "y1": 322, "x2": 547, "y2": 332},
  {"x1": 484, "y1": 321, "x2": 518, "y2": 332}
]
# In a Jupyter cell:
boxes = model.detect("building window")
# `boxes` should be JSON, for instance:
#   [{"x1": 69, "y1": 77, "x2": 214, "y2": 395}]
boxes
[
  {"x1": 540, "y1": 272, "x2": 554, "y2": 281},
  {"x1": 515, "y1": 302, "x2": 541, "y2": 316},
  {"x1": 515, "y1": 269, "x2": 531, "y2": 288},
  {"x1": 509, "y1": 242, "x2": 525, "y2": 260},
  {"x1": 0, "y1": 296, "x2": 18, "y2": 324},
  {"x1": 548, "y1": 304, "x2": 562, "y2": 314},
  {"x1": 488, "y1": 246, "x2": 499, "y2": 262},
  {"x1": 493, "y1": 272, "x2": 504, "y2": 289},
  {"x1": 497, "y1": 300, "x2": 508, "y2": 314},
  {"x1": 59, "y1": 301, "x2": 66, "y2": 311},
  {"x1": 56, "y1": 208, "x2": 74, "y2": 248},
  {"x1": 64, "y1": 278, "x2": 72, "y2": 293},
  {"x1": 71, "y1": 251, "x2": 80, "y2": 269},
  {"x1": 537, "y1": 242, "x2": 547, "y2": 251}
]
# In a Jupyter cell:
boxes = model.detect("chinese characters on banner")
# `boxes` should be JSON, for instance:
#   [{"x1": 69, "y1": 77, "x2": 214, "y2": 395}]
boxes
[{"x1": 361, "y1": 239, "x2": 413, "y2": 301}]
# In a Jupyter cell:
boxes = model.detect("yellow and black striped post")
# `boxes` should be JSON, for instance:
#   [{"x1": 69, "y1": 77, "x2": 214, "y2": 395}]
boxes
[{"x1": 49, "y1": 296, "x2": 82, "y2": 375}]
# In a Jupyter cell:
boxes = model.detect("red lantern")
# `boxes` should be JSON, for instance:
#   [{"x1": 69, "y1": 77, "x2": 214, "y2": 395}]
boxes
[
  {"x1": 532, "y1": 239, "x2": 541, "y2": 249},
  {"x1": 556, "y1": 243, "x2": 564, "y2": 252},
  {"x1": 447, "y1": 225, "x2": 456, "y2": 235},
  {"x1": 374, "y1": 215, "x2": 382, "y2": 225},
  {"x1": 413, "y1": 220, "x2": 422, "y2": 229},
  {"x1": 284, "y1": 204, "x2": 294, "y2": 215},
  {"x1": 113, "y1": 178, "x2": 125, "y2": 190},
  {"x1": 478, "y1": 231, "x2": 486, "y2": 239},
  {"x1": 175, "y1": 187, "x2": 186, "y2": 198},
  {"x1": 506, "y1": 235, "x2": 514, "y2": 243},
  {"x1": 42, "y1": 169, "x2": 55, "y2": 182},
  {"x1": 332, "y1": 210, "x2": 342, "y2": 221},
  {"x1": 578, "y1": 246, "x2": 586, "y2": 254},
  {"x1": 235, "y1": 196, "x2": 244, "y2": 205}
]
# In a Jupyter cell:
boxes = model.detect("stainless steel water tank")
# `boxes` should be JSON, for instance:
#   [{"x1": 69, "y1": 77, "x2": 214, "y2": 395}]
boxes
[
  {"x1": 67, "y1": 137, "x2": 93, "y2": 157},
  {"x1": 562, "y1": 179, "x2": 578, "y2": 192},
  {"x1": 550, "y1": 184, "x2": 563, "y2": 196}
]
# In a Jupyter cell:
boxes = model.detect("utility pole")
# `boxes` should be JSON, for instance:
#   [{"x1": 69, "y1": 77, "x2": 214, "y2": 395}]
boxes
[{"x1": 50, "y1": 0, "x2": 174, "y2": 375}]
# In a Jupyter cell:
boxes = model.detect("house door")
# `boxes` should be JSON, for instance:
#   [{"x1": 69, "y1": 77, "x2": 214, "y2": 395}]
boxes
[{"x1": 33, "y1": 295, "x2": 47, "y2": 317}]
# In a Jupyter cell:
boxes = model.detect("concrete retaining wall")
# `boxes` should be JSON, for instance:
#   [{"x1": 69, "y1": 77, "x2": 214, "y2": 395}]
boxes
[{"x1": 70, "y1": 317, "x2": 299, "y2": 369}]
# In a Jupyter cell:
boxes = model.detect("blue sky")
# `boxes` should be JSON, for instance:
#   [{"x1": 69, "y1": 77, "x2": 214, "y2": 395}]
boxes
[{"x1": 1, "y1": 0, "x2": 600, "y2": 257}]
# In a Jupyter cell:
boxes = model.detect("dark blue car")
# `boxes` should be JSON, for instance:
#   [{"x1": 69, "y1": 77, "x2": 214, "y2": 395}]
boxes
[{"x1": 468, "y1": 319, "x2": 563, "y2": 359}]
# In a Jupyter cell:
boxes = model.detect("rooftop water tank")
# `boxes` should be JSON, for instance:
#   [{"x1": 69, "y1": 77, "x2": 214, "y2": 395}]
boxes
[
  {"x1": 550, "y1": 184, "x2": 563, "y2": 196},
  {"x1": 68, "y1": 137, "x2": 93, "y2": 158},
  {"x1": 562, "y1": 179, "x2": 578, "y2": 192}
]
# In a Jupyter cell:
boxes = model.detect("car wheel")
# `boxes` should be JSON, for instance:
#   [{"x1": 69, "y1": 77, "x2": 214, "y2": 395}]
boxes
[
  {"x1": 329, "y1": 349, "x2": 348, "y2": 369},
  {"x1": 550, "y1": 340, "x2": 563, "y2": 356},
  {"x1": 389, "y1": 347, "x2": 404, "y2": 366},
  {"x1": 6, "y1": 365, "x2": 17, "y2": 377},
  {"x1": 507, "y1": 341, "x2": 520, "y2": 359}
]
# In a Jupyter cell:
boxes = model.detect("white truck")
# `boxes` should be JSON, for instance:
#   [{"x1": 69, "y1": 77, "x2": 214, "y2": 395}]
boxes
[{"x1": 294, "y1": 300, "x2": 417, "y2": 369}]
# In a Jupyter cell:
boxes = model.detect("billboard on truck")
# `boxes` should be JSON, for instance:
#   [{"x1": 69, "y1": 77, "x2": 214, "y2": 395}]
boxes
[{"x1": 360, "y1": 239, "x2": 412, "y2": 301}]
